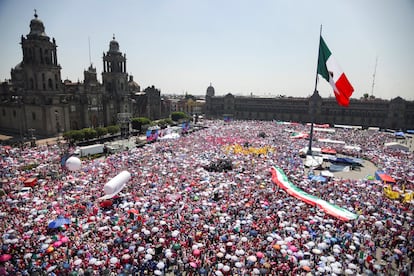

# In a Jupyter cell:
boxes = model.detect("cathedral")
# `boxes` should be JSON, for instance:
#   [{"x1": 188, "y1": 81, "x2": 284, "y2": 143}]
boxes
[{"x1": 0, "y1": 12, "x2": 162, "y2": 138}]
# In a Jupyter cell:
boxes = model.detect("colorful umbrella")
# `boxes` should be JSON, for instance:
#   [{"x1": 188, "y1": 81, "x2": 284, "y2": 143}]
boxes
[{"x1": 0, "y1": 254, "x2": 12, "y2": 262}]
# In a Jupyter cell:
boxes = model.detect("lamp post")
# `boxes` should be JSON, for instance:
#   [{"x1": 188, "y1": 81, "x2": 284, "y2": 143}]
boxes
[
  {"x1": 28, "y1": 128, "x2": 36, "y2": 147},
  {"x1": 55, "y1": 110, "x2": 60, "y2": 135}
]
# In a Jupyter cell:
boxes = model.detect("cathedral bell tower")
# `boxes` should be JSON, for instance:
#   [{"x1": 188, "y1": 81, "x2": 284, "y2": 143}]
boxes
[
  {"x1": 102, "y1": 35, "x2": 130, "y2": 125},
  {"x1": 12, "y1": 10, "x2": 62, "y2": 92}
]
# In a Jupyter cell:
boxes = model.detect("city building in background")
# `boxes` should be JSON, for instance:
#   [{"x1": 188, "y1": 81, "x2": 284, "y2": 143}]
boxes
[{"x1": 205, "y1": 85, "x2": 414, "y2": 130}]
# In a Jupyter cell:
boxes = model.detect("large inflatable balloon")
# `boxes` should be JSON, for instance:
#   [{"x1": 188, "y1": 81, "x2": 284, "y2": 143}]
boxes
[
  {"x1": 65, "y1": 156, "x2": 82, "y2": 171},
  {"x1": 100, "y1": 171, "x2": 131, "y2": 200}
]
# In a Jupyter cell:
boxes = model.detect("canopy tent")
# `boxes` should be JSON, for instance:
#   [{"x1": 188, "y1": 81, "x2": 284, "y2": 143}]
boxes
[
  {"x1": 309, "y1": 174, "x2": 327, "y2": 183},
  {"x1": 375, "y1": 170, "x2": 396, "y2": 184},
  {"x1": 384, "y1": 142, "x2": 409, "y2": 152},
  {"x1": 24, "y1": 177, "x2": 38, "y2": 187},
  {"x1": 321, "y1": 148, "x2": 337, "y2": 155},
  {"x1": 331, "y1": 157, "x2": 363, "y2": 166},
  {"x1": 394, "y1": 132, "x2": 405, "y2": 139}
]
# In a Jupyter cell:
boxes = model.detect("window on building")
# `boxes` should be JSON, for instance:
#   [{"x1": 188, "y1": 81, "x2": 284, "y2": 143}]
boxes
[
  {"x1": 70, "y1": 105, "x2": 76, "y2": 112},
  {"x1": 32, "y1": 112, "x2": 36, "y2": 121},
  {"x1": 48, "y1": 79, "x2": 53, "y2": 89}
]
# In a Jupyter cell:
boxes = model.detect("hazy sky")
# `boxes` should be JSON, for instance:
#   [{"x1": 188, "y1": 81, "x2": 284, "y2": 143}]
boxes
[{"x1": 0, "y1": 0, "x2": 413, "y2": 100}]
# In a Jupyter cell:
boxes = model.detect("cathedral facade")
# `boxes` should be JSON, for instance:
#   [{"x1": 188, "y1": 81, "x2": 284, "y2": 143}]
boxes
[
  {"x1": 0, "y1": 12, "x2": 162, "y2": 138},
  {"x1": 205, "y1": 84, "x2": 414, "y2": 130}
]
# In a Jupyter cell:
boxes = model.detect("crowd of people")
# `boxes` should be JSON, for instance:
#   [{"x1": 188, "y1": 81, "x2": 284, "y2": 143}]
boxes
[{"x1": 0, "y1": 120, "x2": 413, "y2": 276}]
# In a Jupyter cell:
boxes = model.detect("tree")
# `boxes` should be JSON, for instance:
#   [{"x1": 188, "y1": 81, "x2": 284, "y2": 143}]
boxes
[
  {"x1": 155, "y1": 118, "x2": 174, "y2": 128},
  {"x1": 82, "y1": 128, "x2": 97, "y2": 140},
  {"x1": 107, "y1": 125, "x2": 120, "y2": 135},
  {"x1": 72, "y1": 130, "x2": 85, "y2": 141},
  {"x1": 131, "y1": 117, "x2": 151, "y2": 132},
  {"x1": 95, "y1": 127, "x2": 108, "y2": 137},
  {"x1": 363, "y1": 93, "x2": 369, "y2": 100},
  {"x1": 171, "y1": 111, "x2": 189, "y2": 122}
]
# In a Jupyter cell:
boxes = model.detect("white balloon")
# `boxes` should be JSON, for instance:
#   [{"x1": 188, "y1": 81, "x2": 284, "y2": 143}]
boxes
[
  {"x1": 66, "y1": 156, "x2": 81, "y2": 171},
  {"x1": 102, "y1": 171, "x2": 131, "y2": 198}
]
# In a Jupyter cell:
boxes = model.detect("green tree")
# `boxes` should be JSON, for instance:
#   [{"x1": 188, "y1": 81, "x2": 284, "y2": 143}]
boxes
[
  {"x1": 107, "y1": 125, "x2": 120, "y2": 135},
  {"x1": 72, "y1": 130, "x2": 85, "y2": 141},
  {"x1": 171, "y1": 111, "x2": 189, "y2": 122},
  {"x1": 131, "y1": 117, "x2": 151, "y2": 132},
  {"x1": 95, "y1": 127, "x2": 108, "y2": 137},
  {"x1": 82, "y1": 128, "x2": 97, "y2": 140},
  {"x1": 153, "y1": 118, "x2": 174, "y2": 128}
]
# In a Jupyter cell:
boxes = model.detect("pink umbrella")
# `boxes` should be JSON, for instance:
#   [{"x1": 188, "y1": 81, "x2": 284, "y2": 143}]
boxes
[
  {"x1": 289, "y1": 245, "x2": 298, "y2": 252},
  {"x1": 0, "y1": 254, "x2": 12, "y2": 262},
  {"x1": 61, "y1": 236, "x2": 69, "y2": 243},
  {"x1": 53, "y1": 241, "x2": 62, "y2": 247},
  {"x1": 256, "y1": 252, "x2": 264, "y2": 258},
  {"x1": 190, "y1": 261, "x2": 198, "y2": 268},
  {"x1": 193, "y1": 249, "x2": 201, "y2": 256},
  {"x1": 193, "y1": 208, "x2": 202, "y2": 214}
]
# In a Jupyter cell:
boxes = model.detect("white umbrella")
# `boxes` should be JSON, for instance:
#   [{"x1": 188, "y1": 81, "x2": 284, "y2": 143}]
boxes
[
  {"x1": 89, "y1": 258, "x2": 97, "y2": 265},
  {"x1": 348, "y1": 263, "x2": 358, "y2": 270},
  {"x1": 157, "y1": 261, "x2": 165, "y2": 269},
  {"x1": 110, "y1": 257, "x2": 119, "y2": 264},
  {"x1": 312, "y1": 248, "x2": 322, "y2": 255},
  {"x1": 345, "y1": 268, "x2": 354, "y2": 275},
  {"x1": 327, "y1": 256, "x2": 336, "y2": 262},
  {"x1": 74, "y1": 259, "x2": 82, "y2": 266},
  {"x1": 47, "y1": 265, "x2": 57, "y2": 273},
  {"x1": 247, "y1": 255, "x2": 257, "y2": 262}
]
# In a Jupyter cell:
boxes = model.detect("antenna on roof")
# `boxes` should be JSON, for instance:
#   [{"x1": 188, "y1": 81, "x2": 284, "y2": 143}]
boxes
[
  {"x1": 371, "y1": 56, "x2": 378, "y2": 97},
  {"x1": 88, "y1": 36, "x2": 92, "y2": 66}
]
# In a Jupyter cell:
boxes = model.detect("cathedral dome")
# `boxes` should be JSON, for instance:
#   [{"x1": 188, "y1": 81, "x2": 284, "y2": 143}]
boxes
[
  {"x1": 128, "y1": 76, "x2": 140, "y2": 92},
  {"x1": 109, "y1": 35, "x2": 120, "y2": 53},
  {"x1": 29, "y1": 11, "x2": 47, "y2": 37},
  {"x1": 206, "y1": 83, "x2": 215, "y2": 97}
]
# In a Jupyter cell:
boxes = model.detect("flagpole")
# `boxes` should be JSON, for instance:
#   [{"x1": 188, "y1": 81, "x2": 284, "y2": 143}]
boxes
[{"x1": 307, "y1": 25, "x2": 323, "y2": 156}]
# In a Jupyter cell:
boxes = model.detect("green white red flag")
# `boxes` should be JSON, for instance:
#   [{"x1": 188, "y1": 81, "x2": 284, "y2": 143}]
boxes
[{"x1": 317, "y1": 36, "x2": 354, "y2": 107}]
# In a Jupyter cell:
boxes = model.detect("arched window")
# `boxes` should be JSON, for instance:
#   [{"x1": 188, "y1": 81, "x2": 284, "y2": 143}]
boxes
[{"x1": 48, "y1": 79, "x2": 53, "y2": 89}]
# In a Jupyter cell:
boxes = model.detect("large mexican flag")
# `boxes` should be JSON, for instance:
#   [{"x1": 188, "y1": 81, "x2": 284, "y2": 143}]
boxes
[
  {"x1": 318, "y1": 36, "x2": 354, "y2": 107},
  {"x1": 270, "y1": 166, "x2": 358, "y2": 221}
]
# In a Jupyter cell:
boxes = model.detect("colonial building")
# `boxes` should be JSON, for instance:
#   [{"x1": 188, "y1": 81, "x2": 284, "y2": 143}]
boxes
[
  {"x1": 0, "y1": 12, "x2": 163, "y2": 138},
  {"x1": 205, "y1": 85, "x2": 414, "y2": 130}
]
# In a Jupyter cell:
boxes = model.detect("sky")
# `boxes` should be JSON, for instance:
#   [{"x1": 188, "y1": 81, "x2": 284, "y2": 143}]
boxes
[{"x1": 0, "y1": 0, "x2": 413, "y2": 100}]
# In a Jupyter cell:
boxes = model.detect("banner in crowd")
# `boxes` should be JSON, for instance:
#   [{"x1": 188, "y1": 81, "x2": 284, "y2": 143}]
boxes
[
  {"x1": 146, "y1": 129, "x2": 159, "y2": 142},
  {"x1": 182, "y1": 122, "x2": 190, "y2": 134},
  {"x1": 270, "y1": 166, "x2": 358, "y2": 221}
]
